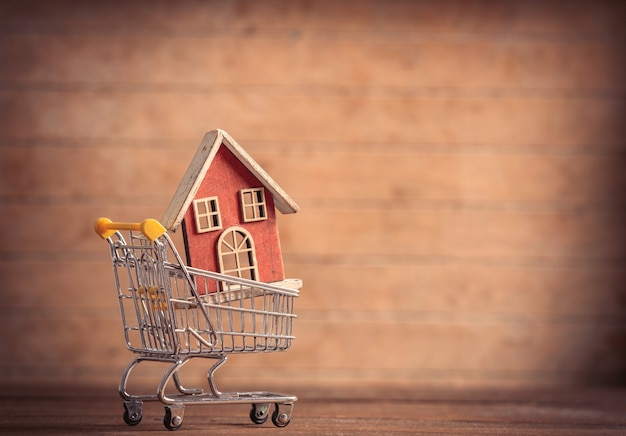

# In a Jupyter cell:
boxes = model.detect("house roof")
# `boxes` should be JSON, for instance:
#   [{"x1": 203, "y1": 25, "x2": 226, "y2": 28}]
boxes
[{"x1": 162, "y1": 129, "x2": 299, "y2": 231}]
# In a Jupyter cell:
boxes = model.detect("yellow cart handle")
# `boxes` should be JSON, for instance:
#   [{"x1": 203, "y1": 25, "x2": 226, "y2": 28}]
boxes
[{"x1": 94, "y1": 217, "x2": 167, "y2": 241}]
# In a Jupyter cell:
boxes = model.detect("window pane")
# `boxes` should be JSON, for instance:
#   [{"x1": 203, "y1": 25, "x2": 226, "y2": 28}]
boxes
[
  {"x1": 243, "y1": 206, "x2": 253, "y2": 221},
  {"x1": 221, "y1": 253, "x2": 238, "y2": 271},
  {"x1": 240, "y1": 267, "x2": 254, "y2": 280}
]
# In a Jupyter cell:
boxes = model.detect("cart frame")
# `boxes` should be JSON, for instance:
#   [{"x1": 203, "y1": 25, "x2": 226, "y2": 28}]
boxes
[{"x1": 96, "y1": 218, "x2": 299, "y2": 430}]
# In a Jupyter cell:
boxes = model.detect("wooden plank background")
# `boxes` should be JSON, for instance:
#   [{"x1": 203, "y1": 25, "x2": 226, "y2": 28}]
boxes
[{"x1": 0, "y1": 0, "x2": 625, "y2": 388}]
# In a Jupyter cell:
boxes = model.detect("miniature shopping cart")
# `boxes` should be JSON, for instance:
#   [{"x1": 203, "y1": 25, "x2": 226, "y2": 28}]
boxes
[{"x1": 94, "y1": 218, "x2": 300, "y2": 430}]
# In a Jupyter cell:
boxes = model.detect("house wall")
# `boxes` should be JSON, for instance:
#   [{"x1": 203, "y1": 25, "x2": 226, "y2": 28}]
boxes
[
  {"x1": 0, "y1": 0, "x2": 625, "y2": 389},
  {"x1": 182, "y1": 144, "x2": 284, "y2": 286}
]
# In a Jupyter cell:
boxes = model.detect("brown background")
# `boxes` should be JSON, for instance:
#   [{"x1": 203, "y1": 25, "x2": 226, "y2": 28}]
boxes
[{"x1": 0, "y1": 0, "x2": 625, "y2": 391}]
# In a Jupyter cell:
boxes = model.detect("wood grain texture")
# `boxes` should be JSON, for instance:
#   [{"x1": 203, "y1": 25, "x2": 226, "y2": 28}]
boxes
[
  {"x1": 3, "y1": 142, "x2": 626, "y2": 204},
  {"x1": 3, "y1": 36, "x2": 624, "y2": 91},
  {"x1": 1, "y1": 91, "x2": 624, "y2": 146},
  {"x1": 0, "y1": 0, "x2": 624, "y2": 388},
  {"x1": 0, "y1": 384, "x2": 624, "y2": 435}
]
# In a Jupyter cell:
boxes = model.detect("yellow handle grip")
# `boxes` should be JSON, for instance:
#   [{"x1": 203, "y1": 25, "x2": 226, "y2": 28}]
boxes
[{"x1": 94, "y1": 217, "x2": 167, "y2": 241}]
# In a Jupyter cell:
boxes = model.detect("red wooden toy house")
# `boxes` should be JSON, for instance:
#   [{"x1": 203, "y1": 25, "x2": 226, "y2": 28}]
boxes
[{"x1": 161, "y1": 129, "x2": 299, "y2": 292}]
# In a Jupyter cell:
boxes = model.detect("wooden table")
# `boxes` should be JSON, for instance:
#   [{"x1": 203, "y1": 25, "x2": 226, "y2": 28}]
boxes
[{"x1": 1, "y1": 383, "x2": 624, "y2": 434}]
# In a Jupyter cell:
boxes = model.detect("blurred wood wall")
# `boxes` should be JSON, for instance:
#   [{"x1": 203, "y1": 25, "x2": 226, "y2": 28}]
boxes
[{"x1": 1, "y1": 0, "x2": 625, "y2": 388}]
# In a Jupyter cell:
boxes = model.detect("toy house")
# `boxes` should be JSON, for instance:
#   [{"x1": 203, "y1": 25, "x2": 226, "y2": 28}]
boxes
[{"x1": 162, "y1": 129, "x2": 299, "y2": 291}]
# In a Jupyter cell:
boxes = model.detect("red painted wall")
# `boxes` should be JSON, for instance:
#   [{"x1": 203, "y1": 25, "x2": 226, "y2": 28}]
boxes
[{"x1": 182, "y1": 144, "x2": 285, "y2": 290}]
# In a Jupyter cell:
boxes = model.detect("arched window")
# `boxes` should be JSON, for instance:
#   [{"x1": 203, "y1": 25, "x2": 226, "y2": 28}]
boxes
[{"x1": 217, "y1": 227, "x2": 258, "y2": 281}]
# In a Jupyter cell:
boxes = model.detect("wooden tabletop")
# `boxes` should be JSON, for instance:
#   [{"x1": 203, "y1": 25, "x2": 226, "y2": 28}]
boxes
[{"x1": 1, "y1": 383, "x2": 624, "y2": 435}]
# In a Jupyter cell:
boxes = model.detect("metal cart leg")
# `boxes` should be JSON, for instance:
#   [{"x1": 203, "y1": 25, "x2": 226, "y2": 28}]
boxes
[
  {"x1": 119, "y1": 356, "x2": 172, "y2": 401},
  {"x1": 206, "y1": 354, "x2": 228, "y2": 397},
  {"x1": 173, "y1": 372, "x2": 203, "y2": 395},
  {"x1": 119, "y1": 356, "x2": 178, "y2": 401},
  {"x1": 157, "y1": 357, "x2": 193, "y2": 404},
  {"x1": 119, "y1": 357, "x2": 142, "y2": 401}
]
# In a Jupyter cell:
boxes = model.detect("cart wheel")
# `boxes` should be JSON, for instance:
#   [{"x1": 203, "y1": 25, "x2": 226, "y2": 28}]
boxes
[
  {"x1": 163, "y1": 407, "x2": 183, "y2": 431},
  {"x1": 250, "y1": 403, "x2": 271, "y2": 424},
  {"x1": 122, "y1": 401, "x2": 142, "y2": 426},
  {"x1": 271, "y1": 404, "x2": 291, "y2": 428}
]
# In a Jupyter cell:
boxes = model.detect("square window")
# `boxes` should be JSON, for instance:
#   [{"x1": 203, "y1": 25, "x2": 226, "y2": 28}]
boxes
[
  {"x1": 193, "y1": 197, "x2": 222, "y2": 233},
  {"x1": 240, "y1": 188, "x2": 267, "y2": 222}
]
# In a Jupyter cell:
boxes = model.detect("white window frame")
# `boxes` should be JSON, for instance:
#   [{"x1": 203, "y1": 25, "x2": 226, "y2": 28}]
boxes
[
  {"x1": 192, "y1": 196, "x2": 222, "y2": 233},
  {"x1": 240, "y1": 187, "x2": 268, "y2": 223},
  {"x1": 217, "y1": 226, "x2": 259, "y2": 281}
]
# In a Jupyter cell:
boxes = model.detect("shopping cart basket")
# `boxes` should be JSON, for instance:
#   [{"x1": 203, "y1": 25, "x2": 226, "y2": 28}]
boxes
[{"x1": 94, "y1": 218, "x2": 300, "y2": 430}]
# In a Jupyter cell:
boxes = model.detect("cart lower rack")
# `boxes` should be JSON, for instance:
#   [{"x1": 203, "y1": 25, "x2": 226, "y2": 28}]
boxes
[{"x1": 95, "y1": 218, "x2": 300, "y2": 430}]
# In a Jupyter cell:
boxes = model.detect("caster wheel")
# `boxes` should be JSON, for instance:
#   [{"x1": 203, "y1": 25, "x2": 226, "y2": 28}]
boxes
[
  {"x1": 250, "y1": 403, "x2": 271, "y2": 424},
  {"x1": 123, "y1": 401, "x2": 142, "y2": 426},
  {"x1": 163, "y1": 407, "x2": 183, "y2": 431},
  {"x1": 271, "y1": 404, "x2": 291, "y2": 428}
]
